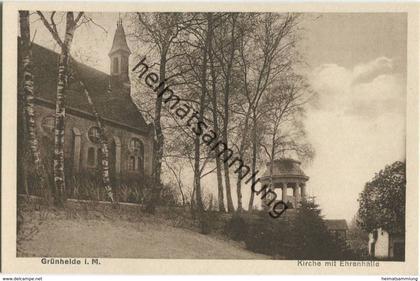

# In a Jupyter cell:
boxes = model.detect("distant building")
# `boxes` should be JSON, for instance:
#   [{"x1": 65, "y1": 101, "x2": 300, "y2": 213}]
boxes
[
  {"x1": 17, "y1": 20, "x2": 155, "y2": 194},
  {"x1": 368, "y1": 228, "x2": 405, "y2": 260},
  {"x1": 325, "y1": 219, "x2": 348, "y2": 240}
]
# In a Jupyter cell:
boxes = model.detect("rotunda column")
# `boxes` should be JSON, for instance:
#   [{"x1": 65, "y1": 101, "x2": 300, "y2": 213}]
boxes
[
  {"x1": 293, "y1": 183, "x2": 301, "y2": 202},
  {"x1": 301, "y1": 183, "x2": 307, "y2": 199},
  {"x1": 282, "y1": 182, "x2": 288, "y2": 202}
]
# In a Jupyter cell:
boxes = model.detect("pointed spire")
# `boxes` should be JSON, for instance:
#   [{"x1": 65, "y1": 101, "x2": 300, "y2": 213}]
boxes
[{"x1": 108, "y1": 19, "x2": 131, "y2": 56}]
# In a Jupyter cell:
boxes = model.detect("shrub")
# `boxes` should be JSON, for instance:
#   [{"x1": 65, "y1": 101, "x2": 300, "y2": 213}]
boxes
[
  {"x1": 244, "y1": 216, "x2": 292, "y2": 257},
  {"x1": 224, "y1": 215, "x2": 249, "y2": 241},
  {"x1": 63, "y1": 171, "x2": 156, "y2": 204},
  {"x1": 159, "y1": 183, "x2": 179, "y2": 207},
  {"x1": 234, "y1": 202, "x2": 354, "y2": 260},
  {"x1": 288, "y1": 200, "x2": 353, "y2": 260},
  {"x1": 199, "y1": 211, "x2": 218, "y2": 235}
]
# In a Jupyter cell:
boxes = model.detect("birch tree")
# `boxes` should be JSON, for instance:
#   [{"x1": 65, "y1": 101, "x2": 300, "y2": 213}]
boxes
[
  {"x1": 78, "y1": 80, "x2": 115, "y2": 202},
  {"x1": 37, "y1": 11, "x2": 84, "y2": 205},
  {"x1": 19, "y1": 11, "x2": 51, "y2": 203}
]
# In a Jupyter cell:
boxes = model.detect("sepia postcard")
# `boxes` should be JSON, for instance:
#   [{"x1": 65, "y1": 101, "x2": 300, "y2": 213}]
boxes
[{"x1": 1, "y1": 1, "x2": 419, "y2": 275}]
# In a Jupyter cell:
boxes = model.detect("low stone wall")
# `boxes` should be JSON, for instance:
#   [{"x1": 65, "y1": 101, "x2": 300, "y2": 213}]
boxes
[{"x1": 17, "y1": 194, "x2": 191, "y2": 221}]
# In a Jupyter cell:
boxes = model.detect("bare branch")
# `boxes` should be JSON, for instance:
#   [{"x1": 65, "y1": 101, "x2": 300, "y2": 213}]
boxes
[
  {"x1": 36, "y1": 11, "x2": 63, "y2": 47},
  {"x1": 75, "y1": 12, "x2": 84, "y2": 24}
]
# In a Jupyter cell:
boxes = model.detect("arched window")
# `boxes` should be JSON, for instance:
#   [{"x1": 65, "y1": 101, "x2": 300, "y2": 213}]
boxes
[
  {"x1": 137, "y1": 156, "x2": 144, "y2": 173},
  {"x1": 113, "y1": 57, "x2": 119, "y2": 74},
  {"x1": 87, "y1": 147, "x2": 95, "y2": 166},
  {"x1": 121, "y1": 56, "x2": 128, "y2": 73},
  {"x1": 129, "y1": 156, "x2": 136, "y2": 171},
  {"x1": 128, "y1": 138, "x2": 144, "y2": 173},
  {"x1": 129, "y1": 138, "x2": 144, "y2": 154},
  {"x1": 88, "y1": 126, "x2": 100, "y2": 143}
]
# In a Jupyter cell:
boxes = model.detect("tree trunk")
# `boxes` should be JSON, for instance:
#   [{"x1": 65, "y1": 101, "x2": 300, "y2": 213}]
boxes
[
  {"x1": 193, "y1": 137, "x2": 203, "y2": 211},
  {"x1": 176, "y1": 176, "x2": 186, "y2": 206},
  {"x1": 153, "y1": 49, "x2": 167, "y2": 186},
  {"x1": 18, "y1": 71, "x2": 29, "y2": 197},
  {"x1": 269, "y1": 127, "x2": 276, "y2": 195},
  {"x1": 148, "y1": 45, "x2": 169, "y2": 213},
  {"x1": 80, "y1": 81, "x2": 114, "y2": 202},
  {"x1": 53, "y1": 12, "x2": 77, "y2": 206},
  {"x1": 222, "y1": 15, "x2": 237, "y2": 213},
  {"x1": 209, "y1": 27, "x2": 225, "y2": 212},
  {"x1": 19, "y1": 10, "x2": 51, "y2": 204},
  {"x1": 236, "y1": 163, "x2": 243, "y2": 212},
  {"x1": 236, "y1": 113, "x2": 250, "y2": 212},
  {"x1": 194, "y1": 14, "x2": 213, "y2": 212},
  {"x1": 222, "y1": 125, "x2": 234, "y2": 211},
  {"x1": 248, "y1": 114, "x2": 257, "y2": 210}
]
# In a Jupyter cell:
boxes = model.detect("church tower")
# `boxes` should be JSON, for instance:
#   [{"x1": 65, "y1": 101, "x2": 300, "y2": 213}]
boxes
[{"x1": 109, "y1": 18, "x2": 131, "y2": 87}]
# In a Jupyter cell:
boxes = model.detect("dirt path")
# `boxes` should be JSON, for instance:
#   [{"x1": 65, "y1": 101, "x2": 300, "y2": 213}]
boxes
[{"x1": 17, "y1": 213, "x2": 267, "y2": 259}]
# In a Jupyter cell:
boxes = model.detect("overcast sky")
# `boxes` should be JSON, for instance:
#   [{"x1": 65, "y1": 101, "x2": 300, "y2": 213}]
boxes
[
  {"x1": 300, "y1": 13, "x2": 406, "y2": 221},
  {"x1": 29, "y1": 12, "x2": 407, "y2": 222}
]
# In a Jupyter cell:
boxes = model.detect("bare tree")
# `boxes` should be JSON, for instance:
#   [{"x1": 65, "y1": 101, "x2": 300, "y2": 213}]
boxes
[
  {"x1": 134, "y1": 14, "x2": 193, "y2": 182},
  {"x1": 234, "y1": 13, "x2": 300, "y2": 210},
  {"x1": 164, "y1": 159, "x2": 186, "y2": 206},
  {"x1": 129, "y1": 12, "x2": 308, "y2": 214},
  {"x1": 37, "y1": 11, "x2": 84, "y2": 205},
  {"x1": 260, "y1": 74, "x2": 314, "y2": 193},
  {"x1": 19, "y1": 11, "x2": 51, "y2": 203},
  {"x1": 212, "y1": 13, "x2": 239, "y2": 212},
  {"x1": 208, "y1": 16, "x2": 225, "y2": 212},
  {"x1": 193, "y1": 13, "x2": 213, "y2": 212},
  {"x1": 78, "y1": 79, "x2": 115, "y2": 203}
]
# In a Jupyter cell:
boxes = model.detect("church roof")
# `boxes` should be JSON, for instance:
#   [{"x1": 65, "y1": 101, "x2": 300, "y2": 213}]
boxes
[
  {"x1": 18, "y1": 40, "x2": 149, "y2": 134},
  {"x1": 325, "y1": 219, "x2": 348, "y2": 231},
  {"x1": 108, "y1": 20, "x2": 131, "y2": 56}
]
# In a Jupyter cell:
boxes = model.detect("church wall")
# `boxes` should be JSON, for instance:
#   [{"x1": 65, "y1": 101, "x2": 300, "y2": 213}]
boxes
[{"x1": 33, "y1": 104, "x2": 153, "y2": 179}]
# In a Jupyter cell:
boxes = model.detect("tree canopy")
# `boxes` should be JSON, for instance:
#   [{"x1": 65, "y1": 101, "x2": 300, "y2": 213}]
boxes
[
  {"x1": 290, "y1": 200, "x2": 337, "y2": 259},
  {"x1": 357, "y1": 161, "x2": 406, "y2": 234}
]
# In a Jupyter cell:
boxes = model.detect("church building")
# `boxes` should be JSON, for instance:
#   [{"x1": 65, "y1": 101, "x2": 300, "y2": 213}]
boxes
[{"x1": 17, "y1": 20, "x2": 155, "y2": 196}]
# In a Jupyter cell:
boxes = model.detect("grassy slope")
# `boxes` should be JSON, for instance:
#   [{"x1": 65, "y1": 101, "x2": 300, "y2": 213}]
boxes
[{"x1": 17, "y1": 200, "x2": 268, "y2": 259}]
